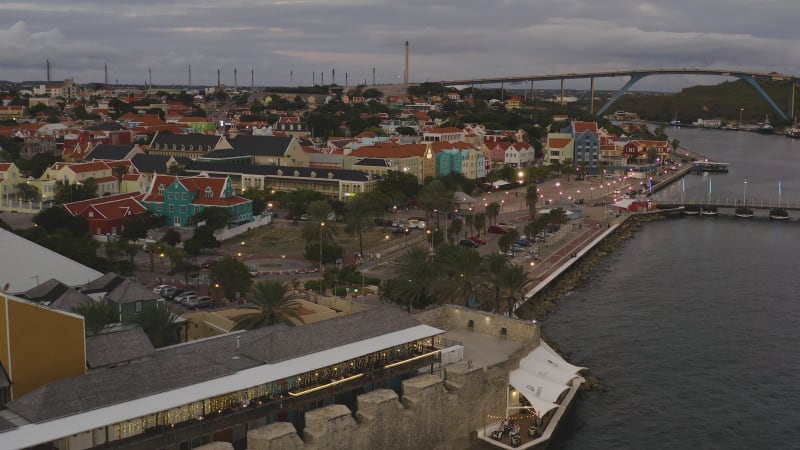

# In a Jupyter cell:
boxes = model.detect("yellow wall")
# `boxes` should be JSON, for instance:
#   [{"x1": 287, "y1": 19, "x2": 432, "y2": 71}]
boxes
[
  {"x1": 0, "y1": 297, "x2": 9, "y2": 376},
  {"x1": 0, "y1": 294, "x2": 86, "y2": 399}
]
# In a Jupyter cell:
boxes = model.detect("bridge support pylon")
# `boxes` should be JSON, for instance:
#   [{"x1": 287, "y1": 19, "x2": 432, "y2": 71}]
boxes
[
  {"x1": 737, "y1": 75, "x2": 788, "y2": 121},
  {"x1": 596, "y1": 74, "x2": 647, "y2": 117}
]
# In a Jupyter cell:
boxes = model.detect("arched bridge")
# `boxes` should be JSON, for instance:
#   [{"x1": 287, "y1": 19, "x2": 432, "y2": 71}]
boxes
[{"x1": 442, "y1": 69, "x2": 800, "y2": 120}]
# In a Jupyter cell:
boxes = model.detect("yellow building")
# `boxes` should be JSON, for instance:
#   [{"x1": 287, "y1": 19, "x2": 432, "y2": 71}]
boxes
[
  {"x1": 0, "y1": 292, "x2": 86, "y2": 401},
  {"x1": 344, "y1": 143, "x2": 434, "y2": 183},
  {"x1": 0, "y1": 162, "x2": 22, "y2": 202}
]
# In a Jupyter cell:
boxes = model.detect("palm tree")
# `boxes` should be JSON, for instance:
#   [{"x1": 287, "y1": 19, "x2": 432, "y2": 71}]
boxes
[
  {"x1": 419, "y1": 179, "x2": 454, "y2": 226},
  {"x1": 485, "y1": 202, "x2": 501, "y2": 226},
  {"x1": 464, "y1": 214, "x2": 474, "y2": 238},
  {"x1": 74, "y1": 299, "x2": 117, "y2": 336},
  {"x1": 394, "y1": 246, "x2": 436, "y2": 312},
  {"x1": 474, "y1": 212, "x2": 487, "y2": 236},
  {"x1": 499, "y1": 263, "x2": 530, "y2": 317},
  {"x1": 344, "y1": 196, "x2": 376, "y2": 259},
  {"x1": 483, "y1": 253, "x2": 510, "y2": 313},
  {"x1": 525, "y1": 184, "x2": 538, "y2": 219},
  {"x1": 233, "y1": 280, "x2": 304, "y2": 329},
  {"x1": 127, "y1": 304, "x2": 182, "y2": 348},
  {"x1": 431, "y1": 245, "x2": 486, "y2": 307},
  {"x1": 113, "y1": 164, "x2": 128, "y2": 193}
]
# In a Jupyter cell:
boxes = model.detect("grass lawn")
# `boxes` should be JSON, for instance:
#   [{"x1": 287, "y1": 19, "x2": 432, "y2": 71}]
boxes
[{"x1": 218, "y1": 221, "x2": 409, "y2": 262}]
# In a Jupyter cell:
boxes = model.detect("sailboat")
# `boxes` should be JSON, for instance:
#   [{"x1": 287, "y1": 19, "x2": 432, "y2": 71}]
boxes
[
  {"x1": 735, "y1": 179, "x2": 754, "y2": 218},
  {"x1": 701, "y1": 177, "x2": 718, "y2": 216},
  {"x1": 756, "y1": 115, "x2": 774, "y2": 134},
  {"x1": 769, "y1": 180, "x2": 789, "y2": 220}
]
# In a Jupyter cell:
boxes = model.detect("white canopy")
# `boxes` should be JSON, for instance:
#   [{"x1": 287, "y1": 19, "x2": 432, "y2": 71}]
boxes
[{"x1": 507, "y1": 340, "x2": 585, "y2": 416}]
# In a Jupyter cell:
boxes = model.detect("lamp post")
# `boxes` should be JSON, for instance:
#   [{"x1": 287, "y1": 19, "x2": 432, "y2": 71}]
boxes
[
  {"x1": 319, "y1": 222, "x2": 325, "y2": 270},
  {"x1": 739, "y1": 108, "x2": 744, "y2": 127}
]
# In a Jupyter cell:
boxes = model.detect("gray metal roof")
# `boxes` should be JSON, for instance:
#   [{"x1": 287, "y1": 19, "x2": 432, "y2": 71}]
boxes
[
  {"x1": 85, "y1": 144, "x2": 134, "y2": 161},
  {"x1": 354, "y1": 157, "x2": 390, "y2": 168},
  {"x1": 130, "y1": 154, "x2": 193, "y2": 174},
  {"x1": 4, "y1": 306, "x2": 425, "y2": 423},
  {"x1": 227, "y1": 135, "x2": 294, "y2": 156},
  {"x1": 81, "y1": 272, "x2": 126, "y2": 295},
  {"x1": 150, "y1": 133, "x2": 221, "y2": 149},
  {"x1": 104, "y1": 279, "x2": 158, "y2": 305},
  {"x1": 86, "y1": 328, "x2": 155, "y2": 369},
  {"x1": 0, "y1": 229, "x2": 103, "y2": 294},
  {"x1": 239, "y1": 306, "x2": 421, "y2": 364}
]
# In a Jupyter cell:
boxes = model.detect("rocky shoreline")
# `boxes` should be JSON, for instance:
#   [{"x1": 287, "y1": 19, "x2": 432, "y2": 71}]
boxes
[{"x1": 518, "y1": 211, "x2": 673, "y2": 393}]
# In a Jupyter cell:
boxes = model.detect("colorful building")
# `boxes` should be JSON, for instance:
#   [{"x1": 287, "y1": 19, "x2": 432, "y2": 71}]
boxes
[
  {"x1": 141, "y1": 174, "x2": 252, "y2": 227},
  {"x1": 0, "y1": 162, "x2": 21, "y2": 202},
  {"x1": 0, "y1": 292, "x2": 86, "y2": 402},
  {"x1": 63, "y1": 192, "x2": 148, "y2": 236}
]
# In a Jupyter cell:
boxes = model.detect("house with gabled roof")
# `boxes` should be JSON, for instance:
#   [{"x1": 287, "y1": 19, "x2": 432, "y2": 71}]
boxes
[
  {"x1": 422, "y1": 127, "x2": 464, "y2": 143},
  {"x1": 273, "y1": 116, "x2": 310, "y2": 138},
  {"x1": 141, "y1": 174, "x2": 252, "y2": 227},
  {"x1": 0, "y1": 162, "x2": 21, "y2": 202},
  {"x1": 570, "y1": 121, "x2": 601, "y2": 169},
  {"x1": 430, "y1": 141, "x2": 486, "y2": 180},
  {"x1": 544, "y1": 133, "x2": 574, "y2": 166},
  {"x1": 344, "y1": 142, "x2": 434, "y2": 183},
  {"x1": 84, "y1": 143, "x2": 142, "y2": 161},
  {"x1": 147, "y1": 132, "x2": 223, "y2": 159},
  {"x1": 226, "y1": 135, "x2": 309, "y2": 167},
  {"x1": 63, "y1": 192, "x2": 148, "y2": 236}
]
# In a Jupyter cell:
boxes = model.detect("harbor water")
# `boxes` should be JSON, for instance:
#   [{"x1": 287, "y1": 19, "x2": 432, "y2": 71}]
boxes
[{"x1": 545, "y1": 128, "x2": 800, "y2": 449}]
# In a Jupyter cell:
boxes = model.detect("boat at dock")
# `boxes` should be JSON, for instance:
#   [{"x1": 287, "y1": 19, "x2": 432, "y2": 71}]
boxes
[
  {"x1": 734, "y1": 206, "x2": 754, "y2": 218},
  {"x1": 769, "y1": 208, "x2": 789, "y2": 220},
  {"x1": 682, "y1": 205, "x2": 701, "y2": 215},
  {"x1": 786, "y1": 127, "x2": 800, "y2": 138},
  {"x1": 701, "y1": 206, "x2": 718, "y2": 216}
]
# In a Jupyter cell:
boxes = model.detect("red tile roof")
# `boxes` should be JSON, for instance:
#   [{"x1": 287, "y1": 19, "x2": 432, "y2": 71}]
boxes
[
  {"x1": 63, "y1": 192, "x2": 144, "y2": 216},
  {"x1": 573, "y1": 121, "x2": 598, "y2": 133}
]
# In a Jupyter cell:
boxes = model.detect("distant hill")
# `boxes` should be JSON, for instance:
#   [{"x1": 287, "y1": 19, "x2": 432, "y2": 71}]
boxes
[{"x1": 612, "y1": 79, "x2": 797, "y2": 126}]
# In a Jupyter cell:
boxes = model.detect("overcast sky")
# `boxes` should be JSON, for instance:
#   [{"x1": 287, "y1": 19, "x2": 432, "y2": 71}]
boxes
[{"x1": 2, "y1": 0, "x2": 800, "y2": 91}]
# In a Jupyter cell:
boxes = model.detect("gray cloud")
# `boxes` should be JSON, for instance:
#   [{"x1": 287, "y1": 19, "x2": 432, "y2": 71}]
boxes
[{"x1": 1, "y1": 0, "x2": 799, "y2": 91}]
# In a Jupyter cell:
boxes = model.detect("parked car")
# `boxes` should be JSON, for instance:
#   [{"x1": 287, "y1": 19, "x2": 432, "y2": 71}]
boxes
[
  {"x1": 469, "y1": 236, "x2": 487, "y2": 245},
  {"x1": 174, "y1": 291, "x2": 197, "y2": 304},
  {"x1": 391, "y1": 220, "x2": 400, "y2": 227},
  {"x1": 160, "y1": 286, "x2": 179, "y2": 300},
  {"x1": 459, "y1": 239, "x2": 479, "y2": 248},
  {"x1": 515, "y1": 239, "x2": 531, "y2": 247},
  {"x1": 200, "y1": 261, "x2": 212, "y2": 270},
  {"x1": 248, "y1": 266, "x2": 260, "y2": 276},
  {"x1": 152, "y1": 284, "x2": 169, "y2": 295},
  {"x1": 300, "y1": 214, "x2": 310, "y2": 221},
  {"x1": 498, "y1": 222, "x2": 516, "y2": 230},
  {"x1": 186, "y1": 296, "x2": 213, "y2": 309},
  {"x1": 488, "y1": 225, "x2": 508, "y2": 234},
  {"x1": 510, "y1": 244, "x2": 526, "y2": 253},
  {"x1": 393, "y1": 227, "x2": 409, "y2": 235}
]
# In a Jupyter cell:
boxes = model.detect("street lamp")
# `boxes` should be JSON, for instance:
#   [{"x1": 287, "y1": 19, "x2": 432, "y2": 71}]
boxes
[{"x1": 739, "y1": 108, "x2": 744, "y2": 127}]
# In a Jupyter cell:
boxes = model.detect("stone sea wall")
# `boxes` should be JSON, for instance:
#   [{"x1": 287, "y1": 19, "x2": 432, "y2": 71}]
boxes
[{"x1": 242, "y1": 364, "x2": 510, "y2": 450}]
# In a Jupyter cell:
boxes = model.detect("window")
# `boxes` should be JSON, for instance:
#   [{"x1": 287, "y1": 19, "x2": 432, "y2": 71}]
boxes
[
  {"x1": 205, "y1": 186, "x2": 213, "y2": 199},
  {"x1": 169, "y1": 205, "x2": 175, "y2": 212},
  {"x1": 158, "y1": 184, "x2": 165, "y2": 196},
  {"x1": 182, "y1": 193, "x2": 187, "y2": 200},
  {"x1": 167, "y1": 192, "x2": 172, "y2": 199},
  {"x1": 180, "y1": 205, "x2": 186, "y2": 213},
  {"x1": 135, "y1": 301, "x2": 143, "y2": 312}
]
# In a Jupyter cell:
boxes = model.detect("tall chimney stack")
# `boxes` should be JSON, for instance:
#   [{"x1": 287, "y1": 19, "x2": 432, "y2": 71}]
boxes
[
  {"x1": 104, "y1": 63, "x2": 108, "y2": 87},
  {"x1": 404, "y1": 41, "x2": 409, "y2": 85},
  {"x1": 234, "y1": 68, "x2": 238, "y2": 91},
  {"x1": 217, "y1": 69, "x2": 221, "y2": 88}
]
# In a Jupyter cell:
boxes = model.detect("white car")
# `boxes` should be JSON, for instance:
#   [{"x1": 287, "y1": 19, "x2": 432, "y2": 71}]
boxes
[
  {"x1": 152, "y1": 284, "x2": 169, "y2": 295},
  {"x1": 175, "y1": 291, "x2": 197, "y2": 304}
]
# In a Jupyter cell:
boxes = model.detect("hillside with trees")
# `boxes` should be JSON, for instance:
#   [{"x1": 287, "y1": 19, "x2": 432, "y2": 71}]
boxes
[{"x1": 612, "y1": 79, "x2": 797, "y2": 126}]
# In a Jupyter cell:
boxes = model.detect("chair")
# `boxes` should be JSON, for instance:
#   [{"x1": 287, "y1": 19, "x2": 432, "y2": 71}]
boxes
[{"x1": 528, "y1": 425, "x2": 538, "y2": 437}]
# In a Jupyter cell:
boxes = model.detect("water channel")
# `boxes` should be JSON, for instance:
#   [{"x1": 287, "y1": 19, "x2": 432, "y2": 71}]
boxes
[{"x1": 545, "y1": 127, "x2": 800, "y2": 449}]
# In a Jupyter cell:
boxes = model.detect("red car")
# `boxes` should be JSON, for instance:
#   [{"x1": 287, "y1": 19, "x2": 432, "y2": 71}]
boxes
[
  {"x1": 469, "y1": 236, "x2": 487, "y2": 245},
  {"x1": 487, "y1": 225, "x2": 507, "y2": 234}
]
